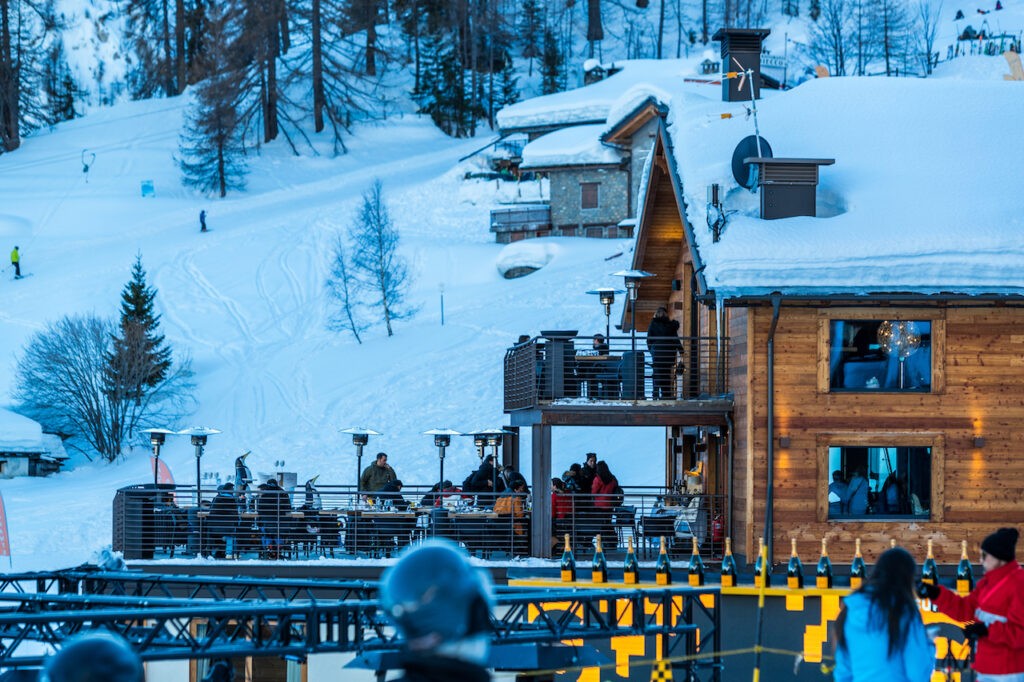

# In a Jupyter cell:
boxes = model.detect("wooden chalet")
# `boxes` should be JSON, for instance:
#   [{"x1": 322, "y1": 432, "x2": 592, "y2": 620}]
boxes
[{"x1": 507, "y1": 68, "x2": 1024, "y2": 567}]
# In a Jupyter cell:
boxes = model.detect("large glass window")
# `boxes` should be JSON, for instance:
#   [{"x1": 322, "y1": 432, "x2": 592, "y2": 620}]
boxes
[
  {"x1": 829, "y1": 320, "x2": 931, "y2": 391},
  {"x1": 826, "y1": 445, "x2": 931, "y2": 520}
]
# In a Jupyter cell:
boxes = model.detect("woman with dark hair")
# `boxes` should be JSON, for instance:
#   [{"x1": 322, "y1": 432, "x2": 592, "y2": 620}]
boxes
[
  {"x1": 590, "y1": 461, "x2": 620, "y2": 547},
  {"x1": 834, "y1": 547, "x2": 935, "y2": 681}
]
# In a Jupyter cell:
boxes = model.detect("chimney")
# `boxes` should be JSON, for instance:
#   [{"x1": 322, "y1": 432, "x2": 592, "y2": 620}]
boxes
[
  {"x1": 712, "y1": 28, "x2": 771, "y2": 102},
  {"x1": 743, "y1": 157, "x2": 835, "y2": 220}
]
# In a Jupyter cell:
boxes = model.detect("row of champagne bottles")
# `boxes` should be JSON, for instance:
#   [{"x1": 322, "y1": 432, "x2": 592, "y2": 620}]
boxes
[{"x1": 560, "y1": 534, "x2": 975, "y2": 592}]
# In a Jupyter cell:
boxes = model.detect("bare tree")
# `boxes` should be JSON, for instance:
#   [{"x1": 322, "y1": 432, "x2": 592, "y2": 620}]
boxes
[
  {"x1": 351, "y1": 179, "x2": 413, "y2": 337},
  {"x1": 876, "y1": 0, "x2": 909, "y2": 75},
  {"x1": 325, "y1": 234, "x2": 366, "y2": 343},
  {"x1": 14, "y1": 315, "x2": 195, "y2": 461},
  {"x1": 913, "y1": 0, "x2": 942, "y2": 75},
  {"x1": 809, "y1": 0, "x2": 850, "y2": 76}
]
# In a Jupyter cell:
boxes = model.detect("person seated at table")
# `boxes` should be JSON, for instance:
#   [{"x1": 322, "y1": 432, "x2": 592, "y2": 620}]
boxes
[
  {"x1": 360, "y1": 452, "x2": 397, "y2": 493},
  {"x1": 465, "y1": 456, "x2": 505, "y2": 506},
  {"x1": 256, "y1": 477, "x2": 292, "y2": 559},
  {"x1": 378, "y1": 479, "x2": 411, "y2": 510},
  {"x1": 501, "y1": 465, "x2": 527, "y2": 491},
  {"x1": 207, "y1": 483, "x2": 241, "y2": 559},
  {"x1": 494, "y1": 480, "x2": 528, "y2": 532},
  {"x1": 421, "y1": 480, "x2": 460, "y2": 507},
  {"x1": 154, "y1": 492, "x2": 187, "y2": 557}
]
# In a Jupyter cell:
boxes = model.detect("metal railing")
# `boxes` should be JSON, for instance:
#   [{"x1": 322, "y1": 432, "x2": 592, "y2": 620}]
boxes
[
  {"x1": 505, "y1": 333, "x2": 730, "y2": 411},
  {"x1": 489, "y1": 204, "x2": 551, "y2": 235},
  {"x1": 111, "y1": 485, "x2": 725, "y2": 563}
]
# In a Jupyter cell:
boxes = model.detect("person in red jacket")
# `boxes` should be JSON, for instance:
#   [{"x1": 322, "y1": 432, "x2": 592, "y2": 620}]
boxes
[
  {"x1": 918, "y1": 527, "x2": 1024, "y2": 680},
  {"x1": 590, "y1": 460, "x2": 620, "y2": 548}
]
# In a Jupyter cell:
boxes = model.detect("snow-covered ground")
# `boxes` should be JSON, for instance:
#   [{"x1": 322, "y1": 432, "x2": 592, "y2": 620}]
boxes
[{"x1": 0, "y1": 96, "x2": 663, "y2": 571}]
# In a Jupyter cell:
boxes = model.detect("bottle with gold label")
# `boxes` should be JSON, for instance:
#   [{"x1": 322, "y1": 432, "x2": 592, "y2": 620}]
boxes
[
  {"x1": 753, "y1": 536, "x2": 771, "y2": 588},
  {"x1": 623, "y1": 536, "x2": 640, "y2": 584},
  {"x1": 687, "y1": 536, "x2": 705, "y2": 586},
  {"x1": 787, "y1": 538, "x2": 804, "y2": 589},
  {"x1": 921, "y1": 539, "x2": 938, "y2": 586},
  {"x1": 655, "y1": 536, "x2": 672, "y2": 585},
  {"x1": 720, "y1": 537, "x2": 738, "y2": 588},
  {"x1": 560, "y1": 533, "x2": 576, "y2": 582},
  {"x1": 816, "y1": 538, "x2": 833, "y2": 589},
  {"x1": 850, "y1": 538, "x2": 866, "y2": 590},
  {"x1": 592, "y1": 535, "x2": 608, "y2": 583},
  {"x1": 957, "y1": 540, "x2": 974, "y2": 594}
]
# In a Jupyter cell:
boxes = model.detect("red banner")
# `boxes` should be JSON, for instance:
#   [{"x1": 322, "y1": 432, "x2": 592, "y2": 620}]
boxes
[
  {"x1": 0, "y1": 491, "x2": 11, "y2": 558},
  {"x1": 150, "y1": 456, "x2": 176, "y2": 486}
]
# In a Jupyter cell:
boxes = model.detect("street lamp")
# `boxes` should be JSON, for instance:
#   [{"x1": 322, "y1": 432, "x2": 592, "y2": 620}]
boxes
[
  {"x1": 424, "y1": 429, "x2": 462, "y2": 492},
  {"x1": 612, "y1": 270, "x2": 656, "y2": 355},
  {"x1": 177, "y1": 427, "x2": 221, "y2": 506},
  {"x1": 586, "y1": 287, "x2": 625, "y2": 340},
  {"x1": 141, "y1": 428, "x2": 175, "y2": 488},
  {"x1": 340, "y1": 427, "x2": 381, "y2": 495}
]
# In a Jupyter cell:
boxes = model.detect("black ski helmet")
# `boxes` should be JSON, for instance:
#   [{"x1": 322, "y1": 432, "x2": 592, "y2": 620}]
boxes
[
  {"x1": 41, "y1": 631, "x2": 144, "y2": 682},
  {"x1": 380, "y1": 539, "x2": 493, "y2": 652}
]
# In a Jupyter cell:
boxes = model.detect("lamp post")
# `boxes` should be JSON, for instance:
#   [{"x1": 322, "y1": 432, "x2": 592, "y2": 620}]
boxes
[
  {"x1": 612, "y1": 270, "x2": 655, "y2": 355},
  {"x1": 141, "y1": 428, "x2": 174, "y2": 488},
  {"x1": 586, "y1": 288, "x2": 625, "y2": 340},
  {"x1": 340, "y1": 427, "x2": 382, "y2": 495},
  {"x1": 424, "y1": 429, "x2": 462, "y2": 492},
  {"x1": 178, "y1": 427, "x2": 220, "y2": 506}
]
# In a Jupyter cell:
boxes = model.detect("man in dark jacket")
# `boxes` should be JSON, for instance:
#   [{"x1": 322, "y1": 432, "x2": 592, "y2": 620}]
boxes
[
  {"x1": 208, "y1": 484, "x2": 240, "y2": 558},
  {"x1": 256, "y1": 478, "x2": 292, "y2": 559},
  {"x1": 646, "y1": 306, "x2": 682, "y2": 399}
]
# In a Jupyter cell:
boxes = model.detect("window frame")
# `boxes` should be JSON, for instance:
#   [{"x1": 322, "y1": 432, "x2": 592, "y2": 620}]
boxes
[
  {"x1": 816, "y1": 308, "x2": 945, "y2": 394},
  {"x1": 580, "y1": 182, "x2": 600, "y2": 209},
  {"x1": 816, "y1": 432, "x2": 945, "y2": 523}
]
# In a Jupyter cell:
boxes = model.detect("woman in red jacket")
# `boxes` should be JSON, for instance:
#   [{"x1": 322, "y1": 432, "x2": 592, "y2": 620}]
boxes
[
  {"x1": 918, "y1": 527, "x2": 1024, "y2": 680},
  {"x1": 590, "y1": 461, "x2": 620, "y2": 548}
]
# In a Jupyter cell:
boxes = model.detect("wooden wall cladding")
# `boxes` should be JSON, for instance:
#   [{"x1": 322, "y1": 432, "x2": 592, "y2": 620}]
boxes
[{"x1": 731, "y1": 304, "x2": 1024, "y2": 565}]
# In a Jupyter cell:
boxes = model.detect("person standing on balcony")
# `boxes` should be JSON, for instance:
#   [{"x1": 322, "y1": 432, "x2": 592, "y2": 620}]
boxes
[
  {"x1": 360, "y1": 452, "x2": 397, "y2": 493},
  {"x1": 647, "y1": 306, "x2": 682, "y2": 400},
  {"x1": 591, "y1": 460, "x2": 620, "y2": 549}
]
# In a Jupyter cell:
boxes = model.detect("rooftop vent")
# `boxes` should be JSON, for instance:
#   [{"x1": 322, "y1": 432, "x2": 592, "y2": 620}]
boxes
[
  {"x1": 712, "y1": 28, "x2": 770, "y2": 102},
  {"x1": 743, "y1": 157, "x2": 835, "y2": 220}
]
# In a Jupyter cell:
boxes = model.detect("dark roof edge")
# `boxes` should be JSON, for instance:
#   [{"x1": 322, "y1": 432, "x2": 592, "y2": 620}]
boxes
[{"x1": 601, "y1": 96, "x2": 670, "y2": 143}]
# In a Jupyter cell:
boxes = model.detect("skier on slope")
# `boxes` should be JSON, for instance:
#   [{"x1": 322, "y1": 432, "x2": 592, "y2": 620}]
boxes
[{"x1": 10, "y1": 245, "x2": 20, "y2": 278}]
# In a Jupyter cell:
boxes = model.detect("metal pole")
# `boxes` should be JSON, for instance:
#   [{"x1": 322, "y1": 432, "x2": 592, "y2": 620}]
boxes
[
  {"x1": 152, "y1": 444, "x2": 160, "y2": 488},
  {"x1": 439, "y1": 444, "x2": 446, "y2": 491},
  {"x1": 355, "y1": 444, "x2": 364, "y2": 496},
  {"x1": 194, "y1": 445, "x2": 203, "y2": 507}
]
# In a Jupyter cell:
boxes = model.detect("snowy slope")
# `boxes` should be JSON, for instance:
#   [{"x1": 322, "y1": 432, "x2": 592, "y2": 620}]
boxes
[{"x1": 0, "y1": 96, "x2": 662, "y2": 570}]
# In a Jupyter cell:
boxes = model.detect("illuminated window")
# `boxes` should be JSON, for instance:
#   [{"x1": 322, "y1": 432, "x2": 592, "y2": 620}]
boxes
[
  {"x1": 829, "y1": 320, "x2": 931, "y2": 391},
  {"x1": 826, "y1": 445, "x2": 931, "y2": 520}
]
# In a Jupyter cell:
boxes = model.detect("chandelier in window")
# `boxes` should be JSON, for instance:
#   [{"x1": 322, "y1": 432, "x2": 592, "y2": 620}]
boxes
[{"x1": 877, "y1": 321, "x2": 921, "y2": 388}]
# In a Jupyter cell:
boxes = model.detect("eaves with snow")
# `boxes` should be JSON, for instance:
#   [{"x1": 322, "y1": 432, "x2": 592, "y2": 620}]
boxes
[{"x1": 519, "y1": 124, "x2": 624, "y2": 169}]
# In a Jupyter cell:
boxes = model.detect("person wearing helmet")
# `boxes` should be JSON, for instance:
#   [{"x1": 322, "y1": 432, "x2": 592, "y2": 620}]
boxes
[
  {"x1": 380, "y1": 539, "x2": 493, "y2": 682},
  {"x1": 40, "y1": 631, "x2": 144, "y2": 682}
]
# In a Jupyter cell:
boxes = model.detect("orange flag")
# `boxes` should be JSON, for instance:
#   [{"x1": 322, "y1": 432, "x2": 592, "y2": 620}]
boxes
[{"x1": 151, "y1": 456, "x2": 176, "y2": 485}]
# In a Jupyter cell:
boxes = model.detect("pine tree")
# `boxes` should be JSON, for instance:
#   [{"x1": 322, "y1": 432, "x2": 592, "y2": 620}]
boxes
[
  {"x1": 540, "y1": 27, "x2": 563, "y2": 95},
  {"x1": 106, "y1": 255, "x2": 173, "y2": 400},
  {"x1": 177, "y1": 3, "x2": 248, "y2": 197},
  {"x1": 497, "y1": 57, "x2": 520, "y2": 109},
  {"x1": 519, "y1": 0, "x2": 543, "y2": 76}
]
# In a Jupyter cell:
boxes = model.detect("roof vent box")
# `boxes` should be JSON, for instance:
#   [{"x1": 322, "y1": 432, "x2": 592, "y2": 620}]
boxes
[
  {"x1": 712, "y1": 28, "x2": 770, "y2": 102},
  {"x1": 744, "y1": 157, "x2": 835, "y2": 220}
]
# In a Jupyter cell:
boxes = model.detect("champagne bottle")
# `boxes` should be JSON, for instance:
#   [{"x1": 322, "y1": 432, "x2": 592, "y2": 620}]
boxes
[
  {"x1": 957, "y1": 540, "x2": 974, "y2": 594},
  {"x1": 787, "y1": 538, "x2": 804, "y2": 589},
  {"x1": 592, "y1": 535, "x2": 608, "y2": 583},
  {"x1": 623, "y1": 536, "x2": 640, "y2": 584},
  {"x1": 720, "y1": 537, "x2": 738, "y2": 588},
  {"x1": 921, "y1": 539, "x2": 938, "y2": 586},
  {"x1": 753, "y1": 536, "x2": 771, "y2": 588},
  {"x1": 688, "y1": 536, "x2": 705, "y2": 587},
  {"x1": 655, "y1": 536, "x2": 672, "y2": 585},
  {"x1": 891, "y1": 538, "x2": 897, "y2": 549},
  {"x1": 850, "y1": 538, "x2": 866, "y2": 590},
  {"x1": 816, "y1": 538, "x2": 833, "y2": 589},
  {"x1": 561, "y1": 533, "x2": 576, "y2": 583}
]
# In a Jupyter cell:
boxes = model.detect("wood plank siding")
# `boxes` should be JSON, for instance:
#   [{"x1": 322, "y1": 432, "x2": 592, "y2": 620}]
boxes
[{"x1": 731, "y1": 304, "x2": 1024, "y2": 567}]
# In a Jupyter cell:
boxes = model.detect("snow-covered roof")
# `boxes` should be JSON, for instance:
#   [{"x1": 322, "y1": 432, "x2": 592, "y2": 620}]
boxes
[
  {"x1": 520, "y1": 124, "x2": 624, "y2": 169},
  {"x1": 636, "y1": 57, "x2": 1024, "y2": 299},
  {"x1": 0, "y1": 408, "x2": 45, "y2": 453},
  {"x1": 496, "y1": 60, "x2": 693, "y2": 132}
]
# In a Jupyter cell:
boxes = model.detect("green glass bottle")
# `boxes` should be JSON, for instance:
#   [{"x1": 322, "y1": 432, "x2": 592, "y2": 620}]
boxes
[
  {"x1": 623, "y1": 536, "x2": 640, "y2": 584},
  {"x1": 655, "y1": 536, "x2": 672, "y2": 586},
  {"x1": 850, "y1": 538, "x2": 866, "y2": 590},
  {"x1": 720, "y1": 537, "x2": 738, "y2": 588},
  {"x1": 687, "y1": 536, "x2": 705, "y2": 587},
  {"x1": 591, "y1": 534, "x2": 608, "y2": 583},
  {"x1": 956, "y1": 540, "x2": 974, "y2": 594},
  {"x1": 754, "y1": 536, "x2": 771, "y2": 588},
  {"x1": 816, "y1": 538, "x2": 833, "y2": 589},
  {"x1": 560, "y1": 533, "x2": 576, "y2": 583},
  {"x1": 921, "y1": 539, "x2": 938, "y2": 586},
  {"x1": 787, "y1": 538, "x2": 804, "y2": 589}
]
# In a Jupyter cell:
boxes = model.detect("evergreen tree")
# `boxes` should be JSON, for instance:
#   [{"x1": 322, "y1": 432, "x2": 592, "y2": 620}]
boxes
[
  {"x1": 519, "y1": 0, "x2": 543, "y2": 76},
  {"x1": 810, "y1": 0, "x2": 822, "y2": 20},
  {"x1": 497, "y1": 56, "x2": 520, "y2": 109},
  {"x1": 44, "y1": 41, "x2": 77, "y2": 124},
  {"x1": 540, "y1": 27, "x2": 563, "y2": 95},
  {"x1": 106, "y1": 255, "x2": 173, "y2": 400},
  {"x1": 177, "y1": 3, "x2": 248, "y2": 197}
]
